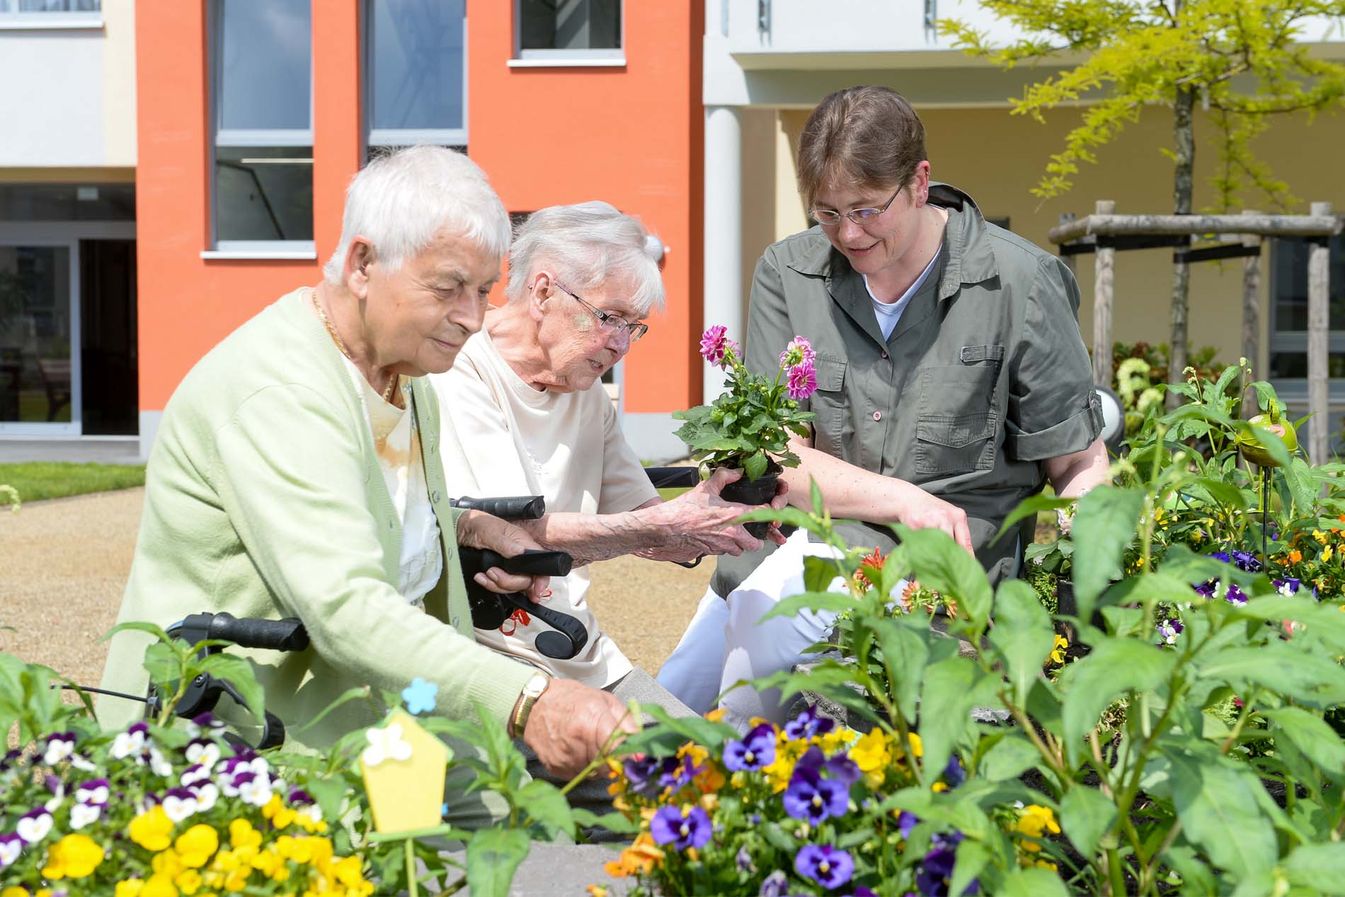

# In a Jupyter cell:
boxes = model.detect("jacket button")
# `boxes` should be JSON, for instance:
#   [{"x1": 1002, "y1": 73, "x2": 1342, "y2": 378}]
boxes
[
  {"x1": 880, "y1": 351, "x2": 889, "y2": 360},
  {"x1": 872, "y1": 411, "x2": 882, "y2": 422}
]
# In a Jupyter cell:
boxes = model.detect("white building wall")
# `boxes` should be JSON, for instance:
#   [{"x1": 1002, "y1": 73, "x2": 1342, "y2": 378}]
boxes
[{"x1": 0, "y1": 0, "x2": 136, "y2": 170}]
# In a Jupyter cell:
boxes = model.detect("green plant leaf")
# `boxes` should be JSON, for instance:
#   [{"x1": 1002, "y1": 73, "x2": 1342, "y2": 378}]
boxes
[
  {"x1": 997, "y1": 866, "x2": 1070, "y2": 897},
  {"x1": 995, "y1": 493, "x2": 1074, "y2": 543},
  {"x1": 1195, "y1": 642, "x2": 1345, "y2": 709},
  {"x1": 1059, "y1": 785, "x2": 1116, "y2": 857},
  {"x1": 1060, "y1": 638, "x2": 1174, "y2": 762},
  {"x1": 987, "y1": 579, "x2": 1054, "y2": 705},
  {"x1": 516, "y1": 779, "x2": 574, "y2": 839},
  {"x1": 1070, "y1": 485, "x2": 1144, "y2": 623},
  {"x1": 1284, "y1": 843, "x2": 1345, "y2": 894},
  {"x1": 196, "y1": 653, "x2": 266, "y2": 723},
  {"x1": 951, "y1": 838, "x2": 992, "y2": 897},
  {"x1": 465, "y1": 827, "x2": 530, "y2": 897},
  {"x1": 1161, "y1": 741, "x2": 1276, "y2": 887},
  {"x1": 978, "y1": 733, "x2": 1042, "y2": 782},
  {"x1": 743, "y1": 450, "x2": 769, "y2": 480},
  {"x1": 891, "y1": 524, "x2": 993, "y2": 630},
  {"x1": 871, "y1": 617, "x2": 929, "y2": 722},
  {"x1": 919, "y1": 654, "x2": 991, "y2": 786},
  {"x1": 1262, "y1": 707, "x2": 1345, "y2": 779}
]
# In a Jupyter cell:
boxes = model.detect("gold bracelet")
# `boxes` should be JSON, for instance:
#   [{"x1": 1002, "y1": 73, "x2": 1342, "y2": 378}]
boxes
[{"x1": 508, "y1": 672, "x2": 551, "y2": 739}]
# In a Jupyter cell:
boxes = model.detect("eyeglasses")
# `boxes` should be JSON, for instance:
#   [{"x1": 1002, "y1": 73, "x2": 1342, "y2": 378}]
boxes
[
  {"x1": 552, "y1": 281, "x2": 649, "y2": 343},
  {"x1": 809, "y1": 187, "x2": 903, "y2": 227}
]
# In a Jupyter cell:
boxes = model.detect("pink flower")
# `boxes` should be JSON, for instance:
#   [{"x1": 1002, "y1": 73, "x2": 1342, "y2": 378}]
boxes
[
  {"x1": 700, "y1": 325, "x2": 730, "y2": 367},
  {"x1": 787, "y1": 361, "x2": 817, "y2": 400},
  {"x1": 779, "y1": 336, "x2": 816, "y2": 369}
]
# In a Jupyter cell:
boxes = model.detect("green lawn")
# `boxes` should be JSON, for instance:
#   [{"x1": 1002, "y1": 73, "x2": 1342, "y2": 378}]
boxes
[{"x1": 0, "y1": 462, "x2": 146, "y2": 504}]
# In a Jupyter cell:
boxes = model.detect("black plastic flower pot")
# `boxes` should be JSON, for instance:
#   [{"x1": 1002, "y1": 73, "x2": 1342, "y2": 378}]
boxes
[{"x1": 718, "y1": 461, "x2": 782, "y2": 539}]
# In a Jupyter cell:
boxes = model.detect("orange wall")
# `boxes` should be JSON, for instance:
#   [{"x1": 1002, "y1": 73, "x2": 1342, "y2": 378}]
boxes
[
  {"x1": 137, "y1": 1, "x2": 700, "y2": 413},
  {"x1": 136, "y1": 1, "x2": 363, "y2": 411},
  {"x1": 465, "y1": 0, "x2": 703, "y2": 412}
]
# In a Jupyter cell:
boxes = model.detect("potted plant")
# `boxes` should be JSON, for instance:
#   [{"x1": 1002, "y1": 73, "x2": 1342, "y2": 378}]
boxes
[{"x1": 673, "y1": 327, "x2": 817, "y2": 536}]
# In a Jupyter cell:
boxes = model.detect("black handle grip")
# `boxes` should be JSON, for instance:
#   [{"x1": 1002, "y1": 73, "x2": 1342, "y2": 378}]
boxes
[
  {"x1": 645, "y1": 467, "x2": 700, "y2": 489},
  {"x1": 450, "y1": 495, "x2": 547, "y2": 520},
  {"x1": 183, "y1": 612, "x2": 310, "y2": 652},
  {"x1": 459, "y1": 547, "x2": 573, "y2": 577},
  {"x1": 501, "y1": 594, "x2": 589, "y2": 659}
]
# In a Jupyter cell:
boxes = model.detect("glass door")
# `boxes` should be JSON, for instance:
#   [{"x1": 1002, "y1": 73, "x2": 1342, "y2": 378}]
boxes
[{"x1": 0, "y1": 241, "x2": 80, "y2": 434}]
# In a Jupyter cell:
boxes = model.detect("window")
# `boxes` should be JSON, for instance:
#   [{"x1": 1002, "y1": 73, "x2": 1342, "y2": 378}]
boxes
[
  {"x1": 1268, "y1": 232, "x2": 1345, "y2": 383},
  {"x1": 515, "y1": 0, "x2": 623, "y2": 63},
  {"x1": 0, "y1": 0, "x2": 100, "y2": 27},
  {"x1": 209, "y1": 0, "x2": 313, "y2": 253},
  {"x1": 366, "y1": 0, "x2": 467, "y2": 149}
]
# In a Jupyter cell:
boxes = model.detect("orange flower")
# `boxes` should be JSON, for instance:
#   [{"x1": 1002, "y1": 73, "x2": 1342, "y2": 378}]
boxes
[
  {"x1": 602, "y1": 833, "x2": 664, "y2": 877},
  {"x1": 854, "y1": 547, "x2": 886, "y2": 591},
  {"x1": 1289, "y1": 549, "x2": 1303, "y2": 564}
]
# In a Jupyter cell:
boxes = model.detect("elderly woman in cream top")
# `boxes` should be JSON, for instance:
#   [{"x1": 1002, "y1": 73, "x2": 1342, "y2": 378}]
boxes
[{"x1": 434, "y1": 202, "x2": 784, "y2": 702}]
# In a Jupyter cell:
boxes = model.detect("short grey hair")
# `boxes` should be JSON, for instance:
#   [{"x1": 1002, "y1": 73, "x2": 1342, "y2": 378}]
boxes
[
  {"x1": 506, "y1": 202, "x2": 665, "y2": 316},
  {"x1": 323, "y1": 146, "x2": 511, "y2": 284}
]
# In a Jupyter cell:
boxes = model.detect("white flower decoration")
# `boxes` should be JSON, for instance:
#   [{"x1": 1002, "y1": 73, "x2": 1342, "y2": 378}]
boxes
[
  {"x1": 148, "y1": 746, "x2": 174, "y2": 777},
  {"x1": 75, "y1": 783, "x2": 109, "y2": 805},
  {"x1": 361, "y1": 722, "x2": 413, "y2": 768},
  {"x1": 185, "y1": 741, "x2": 221, "y2": 769},
  {"x1": 111, "y1": 728, "x2": 147, "y2": 760},
  {"x1": 43, "y1": 737, "x2": 75, "y2": 766},
  {"x1": 238, "y1": 776, "x2": 273, "y2": 808},
  {"x1": 193, "y1": 783, "x2": 220, "y2": 813},
  {"x1": 69, "y1": 802, "x2": 102, "y2": 830},
  {"x1": 162, "y1": 793, "x2": 198, "y2": 822},
  {"x1": 0, "y1": 836, "x2": 21, "y2": 867},
  {"x1": 16, "y1": 812, "x2": 52, "y2": 844}
]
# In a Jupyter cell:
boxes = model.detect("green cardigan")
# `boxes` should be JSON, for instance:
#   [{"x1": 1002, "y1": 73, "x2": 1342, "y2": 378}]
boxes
[{"x1": 99, "y1": 289, "x2": 535, "y2": 749}]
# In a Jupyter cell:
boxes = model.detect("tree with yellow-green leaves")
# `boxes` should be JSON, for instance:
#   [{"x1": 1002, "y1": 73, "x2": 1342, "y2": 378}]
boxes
[{"x1": 943, "y1": 0, "x2": 1345, "y2": 389}]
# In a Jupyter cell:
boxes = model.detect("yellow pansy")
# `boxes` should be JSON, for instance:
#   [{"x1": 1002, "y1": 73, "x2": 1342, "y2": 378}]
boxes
[
  {"x1": 40, "y1": 833, "x2": 105, "y2": 880},
  {"x1": 141, "y1": 875, "x2": 179, "y2": 897},
  {"x1": 114, "y1": 881, "x2": 145, "y2": 897},
  {"x1": 1314, "y1": 529, "x2": 1328, "y2": 545},
  {"x1": 174, "y1": 869, "x2": 203, "y2": 896},
  {"x1": 762, "y1": 735, "x2": 810, "y2": 792},
  {"x1": 1049, "y1": 635, "x2": 1069, "y2": 666},
  {"x1": 2, "y1": 888, "x2": 30, "y2": 897},
  {"x1": 262, "y1": 794, "x2": 297, "y2": 829},
  {"x1": 1323, "y1": 546, "x2": 1334, "y2": 562},
  {"x1": 851, "y1": 728, "x2": 892, "y2": 787},
  {"x1": 1015, "y1": 804, "x2": 1061, "y2": 852},
  {"x1": 229, "y1": 819, "x2": 261, "y2": 851},
  {"x1": 175, "y1": 824, "x2": 219, "y2": 869},
  {"x1": 129, "y1": 806, "x2": 175, "y2": 852}
]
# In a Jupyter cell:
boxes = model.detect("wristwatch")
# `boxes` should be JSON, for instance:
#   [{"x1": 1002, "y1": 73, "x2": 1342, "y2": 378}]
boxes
[{"x1": 508, "y1": 672, "x2": 551, "y2": 739}]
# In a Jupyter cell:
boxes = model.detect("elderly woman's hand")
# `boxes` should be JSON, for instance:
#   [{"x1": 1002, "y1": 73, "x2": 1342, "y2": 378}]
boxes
[
  {"x1": 633, "y1": 467, "x2": 787, "y2": 562},
  {"x1": 455, "y1": 509, "x2": 552, "y2": 604}
]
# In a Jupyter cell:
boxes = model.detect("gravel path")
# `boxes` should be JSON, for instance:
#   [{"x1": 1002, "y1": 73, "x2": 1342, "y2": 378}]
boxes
[{"x1": 0, "y1": 489, "x2": 713, "y2": 689}]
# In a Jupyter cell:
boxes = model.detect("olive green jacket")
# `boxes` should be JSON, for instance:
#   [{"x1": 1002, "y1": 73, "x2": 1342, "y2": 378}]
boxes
[
  {"x1": 99, "y1": 289, "x2": 534, "y2": 749},
  {"x1": 717, "y1": 184, "x2": 1101, "y2": 592}
]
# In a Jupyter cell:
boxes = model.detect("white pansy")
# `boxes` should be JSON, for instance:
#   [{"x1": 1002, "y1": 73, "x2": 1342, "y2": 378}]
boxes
[
  {"x1": 16, "y1": 812, "x2": 52, "y2": 844},
  {"x1": 43, "y1": 738, "x2": 75, "y2": 766},
  {"x1": 110, "y1": 728, "x2": 147, "y2": 760},
  {"x1": 193, "y1": 783, "x2": 219, "y2": 813},
  {"x1": 185, "y1": 741, "x2": 221, "y2": 769},
  {"x1": 148, "y1": 746, "x2": 174, "y2": 777},
  {"x1": 239, "y1": 776, "x2": 273, "y2": 807},
  {"x1": 361, "y1": 723, "x2": 413, "y2": 768},
  {"x1": 75, "y1": 783, "x2": 109, "y2": 804},
  {"x1": 0, "y1": 837, "x2": 21, "y2": 867},
  {"x1": 69, "y1": 802, "x2": 102, "y2": 830},
  {"x1": 162, "y1": 793, "x2": 198, "y2": 822}
]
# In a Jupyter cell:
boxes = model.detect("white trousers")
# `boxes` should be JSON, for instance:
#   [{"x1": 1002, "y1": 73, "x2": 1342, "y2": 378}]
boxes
[{"x1": 656, "y1": 529, "x2": 848, "y2": 730}]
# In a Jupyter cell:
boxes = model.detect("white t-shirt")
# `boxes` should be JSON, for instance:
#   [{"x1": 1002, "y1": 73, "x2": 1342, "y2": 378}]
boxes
[
  {"x1": 432, "y1": 329, "x2": 657, "y2": 687},
  {"x1": 341, "y1": 358, "x2": 443, "y2": 607},
  {"x1": 864, "y1": 248, "x2": 942, "y2": 340}
]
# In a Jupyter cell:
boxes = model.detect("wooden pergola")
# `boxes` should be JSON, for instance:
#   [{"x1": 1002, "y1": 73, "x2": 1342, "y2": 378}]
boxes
[{"x1": 1049, "y1": 201, "x2": 1342, "y2": 462}]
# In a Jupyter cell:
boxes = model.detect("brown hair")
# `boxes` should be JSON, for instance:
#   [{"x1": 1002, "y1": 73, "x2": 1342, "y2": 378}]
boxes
[{"x1": 797, "y1": 86, "x2": 927, "y2": 209}]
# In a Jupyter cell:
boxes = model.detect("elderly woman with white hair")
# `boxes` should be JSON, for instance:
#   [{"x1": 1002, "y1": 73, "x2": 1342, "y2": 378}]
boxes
[
  {"x1": 99, "y1": 149, "x2": 637, "y2": 811},
  {"x1": 434, "y1": 201, "x2": 783, "y2": 710}
]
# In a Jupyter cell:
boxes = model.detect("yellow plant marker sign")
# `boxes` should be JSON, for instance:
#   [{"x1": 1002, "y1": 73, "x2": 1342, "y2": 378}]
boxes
[{"x1": 359, "y1": 710, "x2": 450, "y2": 834}]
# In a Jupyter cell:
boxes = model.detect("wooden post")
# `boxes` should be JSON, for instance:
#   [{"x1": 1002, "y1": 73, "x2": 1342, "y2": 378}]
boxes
[
  {"x1": 1241, "y1": 211, "x2": 1261, "y2": 420},
  {"x1": 1058, "y1": 212, "x2": 1077, "y2": 276},
  {"x1": 1092, "y1": 200, "x2": 1115, "y2": 387},
  {"x1": 1308, "y1": 202, "x2": 1332, "y2": 463}
]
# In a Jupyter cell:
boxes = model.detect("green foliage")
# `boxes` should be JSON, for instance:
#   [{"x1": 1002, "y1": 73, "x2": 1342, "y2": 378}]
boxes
[
  {"x1": 607, "y1": 383, "x2": 1345, "y2": 893},
  {"x1": 0, "y1": 461, "x2": 146, "y2": 502},
  {"x1": 942, "y1": 0, "x2": 1345, "y2": 211},
  {"x1": 0, "y1": 483, "x2": 17, "y2": 512},
  {"x1": 674, "y1": 333, "x2": 815, "y2": 479}
]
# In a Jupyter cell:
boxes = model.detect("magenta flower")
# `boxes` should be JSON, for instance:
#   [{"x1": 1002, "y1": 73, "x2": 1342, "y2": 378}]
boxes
[
  {"x1": 795, "y1": 844, "x2": 854, "y2": 890},
  {"x1": 779, "y1": 336, "x2": 816, "y2": 368},
  {"x1": 700, "y1": 325, "x2": 731, "y2": 366},
  {"x1": 787, "y1": 361, "x2": 818, "y2": 400},
  {"x1": 650, "y1": 804, "x2": 712, "y2": 850}
]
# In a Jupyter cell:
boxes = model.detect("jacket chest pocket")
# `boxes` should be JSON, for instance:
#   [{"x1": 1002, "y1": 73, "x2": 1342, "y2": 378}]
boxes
[
  {"x1": 809, "y1": 356, "x2": 850, "y2": 458},
  {"x1": 914, "y1": 349, "x2": 1002, "y2": 478}
]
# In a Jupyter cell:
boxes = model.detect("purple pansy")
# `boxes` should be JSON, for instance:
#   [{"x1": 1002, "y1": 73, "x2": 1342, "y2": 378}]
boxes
[
  {"x1": 759, "y1": 870, "x2": 790, "y2": 897},
  {"x1": 0, "y1": 833, "x2": 22, "y2": 867},
  {"x1": 783, "y1": 767, "x2": 851, "y2": 823},
  {"x1": 795, "y1": 844, "x2": 854, "y2": 890},
  {"x1": 1274, "y1": 578, "x2": 1302, "y2": 597},
  {"x1": 1157, "y1": 619, "x2": 1184, "y2": 646},
  {"x1": 794, "y1": 745, "x2": 861, "y2": 786},
  {"x1": 942, "y1": 755, "x2": 966, "y2": 789},
  {"x1": 1209, "y1": 551, "x2": 1231, "y2": 564},
  {"x1": 1230, "y1": 549, "x2": 1263, "y2": 573},
  {"x1": 784, "y1": 706, "x2": 835, "y2": 740},
  {"x1": 736, "y1": 846, "x2": 755, "y2": 873},
  {"x1": 621, "y1": 755, "x2": 663, "y2": 795},
  {"x1": 897, "y1": 810, "x2": 919, "y2": 839},
  {"x1": 649, "y1": 805, "x2": 712, "y2": 851},
  {"x1": 1225, "y1": 583, "x2": 1248, "y2": 606},
  {"x1": 724, "y1": 723, "x2": 776, "y2": 772},
  {"x1": 916, "y1": 832, "x2": 979, "y2": 897}
]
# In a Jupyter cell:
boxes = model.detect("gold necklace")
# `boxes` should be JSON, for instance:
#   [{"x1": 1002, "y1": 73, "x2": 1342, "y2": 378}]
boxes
[{"x1": 311, "y1": 291, "x2": 399, "y2": 404}]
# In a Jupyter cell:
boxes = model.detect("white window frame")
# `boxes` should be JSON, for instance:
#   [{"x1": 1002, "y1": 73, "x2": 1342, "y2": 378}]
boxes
[
  {"x1": 0, "y1": 0, "x2": 101, "y2": 30},
  {"x1": 205, "y1": 0, "x2": 316, "y2": 258},
  {"x1": 511, "y1": 0, "x2": 625, "y2": 67}
]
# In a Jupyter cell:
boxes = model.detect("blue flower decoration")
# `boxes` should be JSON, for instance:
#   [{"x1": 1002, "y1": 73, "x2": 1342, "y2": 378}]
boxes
[
  {"x1": 795, "y1": 844, "x2": 854, "y2": 890},
  {"x1": 401, "y1": 677, "x2": 439, "y2": 715}
]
